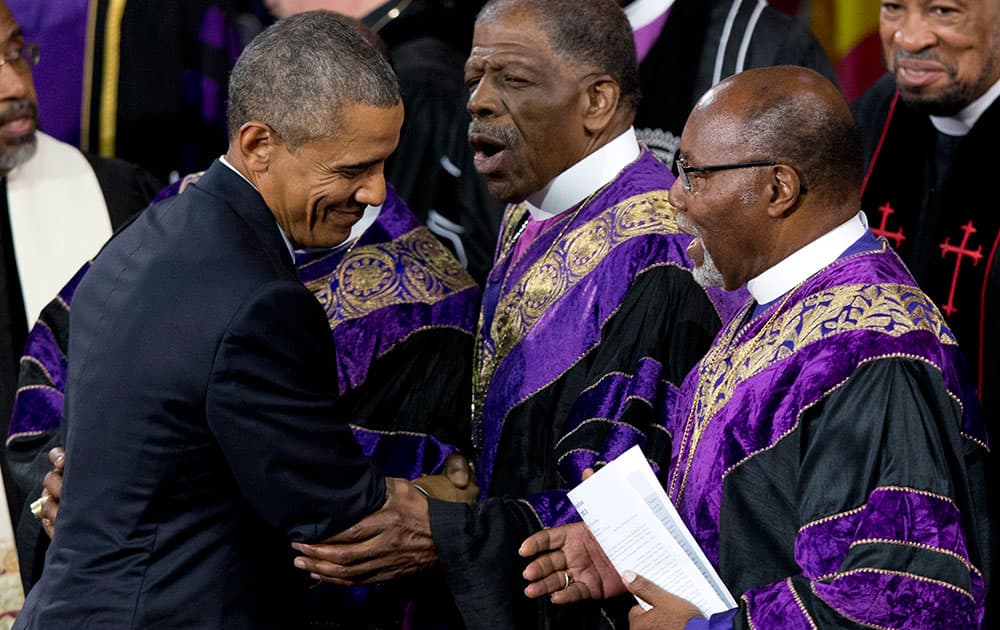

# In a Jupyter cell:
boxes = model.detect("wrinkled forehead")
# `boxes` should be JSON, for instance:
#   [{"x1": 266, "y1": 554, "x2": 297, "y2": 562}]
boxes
[{"x1": 468, "y1": 11, "x2": 556, "y2": 70}]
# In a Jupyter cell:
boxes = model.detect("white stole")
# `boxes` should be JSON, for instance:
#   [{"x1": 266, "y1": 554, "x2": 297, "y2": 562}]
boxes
[{"x1": 6, "y1": 131, "x2": 112, "y2": 325}]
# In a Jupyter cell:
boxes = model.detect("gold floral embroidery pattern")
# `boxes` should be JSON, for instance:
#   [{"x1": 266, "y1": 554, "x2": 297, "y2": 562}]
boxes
[
  {"x1": 671, "y1": 281, "x2": 955, "y2": 500},
  {"x1": 303, "y1": 227, "x2": 475, "y2": 328},
  {"x1": 472, "y1": 191, "x2": 679, "y2": 426},
  {"x1": 693, "y1": 283, "x2": 953, "y2": 432}
]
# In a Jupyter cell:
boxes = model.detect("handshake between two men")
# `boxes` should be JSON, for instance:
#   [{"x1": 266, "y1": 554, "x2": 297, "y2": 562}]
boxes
[
  {"x1": 36, "y1": 448, "x2": 696, "y2": 629},
  {"x1": 34, "y1": 449, "x2": 479, "y2": 586}
]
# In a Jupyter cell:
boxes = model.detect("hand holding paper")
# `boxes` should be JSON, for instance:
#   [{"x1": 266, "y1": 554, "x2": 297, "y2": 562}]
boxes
[
  {"x1": 623, "y1": 571, "x2": 704, "y2": 630},
  {"x1": 567, "y1": 445, "x2": 735, "y2": 616}
]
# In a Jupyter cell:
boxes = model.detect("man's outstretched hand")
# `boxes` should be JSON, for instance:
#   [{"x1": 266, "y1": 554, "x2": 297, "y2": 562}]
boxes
[{"x1": 519, "y1": 520, "x2": 624, "y2": 604}]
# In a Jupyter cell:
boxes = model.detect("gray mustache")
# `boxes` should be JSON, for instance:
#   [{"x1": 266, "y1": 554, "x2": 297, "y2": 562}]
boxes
[
  {"x1": 0, "y1": 99, "x2": 36, "y2": 126},
  {"x1": 894, "y1": 49, "x2": 951, "y2": 69},
  {"x1": 467, "y1": 121, "x2": 519, "y2": 148}
]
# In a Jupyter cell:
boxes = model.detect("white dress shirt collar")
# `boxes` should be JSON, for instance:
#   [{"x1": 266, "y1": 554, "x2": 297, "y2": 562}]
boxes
[
  {"x1": 930, "y1": 76, "x2": 1000, "y2": 136},
  {"x1": 623, "y1": 0, "x2": 674, "y2": 30},
  {"x1": 747, "y1": 211, "x2": 868, "y2": 305},
  {"x1": 525, "y1": 127, "x2": 641, "y2": 221}
]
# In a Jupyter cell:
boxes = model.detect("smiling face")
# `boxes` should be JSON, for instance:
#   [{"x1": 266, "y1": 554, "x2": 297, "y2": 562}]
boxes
[
  {"x1": 0, "y1": 2, "x2": 38, "y2": 173},
  {"x1": 880, "y1": 0, "x2": 1000, "y2": 114},
  {"x1": 259, "y1": 101, "x2": 403, "y2": 249},
  {"x1": 464, "y1": 8, "x2": 594, "y2": 203}
]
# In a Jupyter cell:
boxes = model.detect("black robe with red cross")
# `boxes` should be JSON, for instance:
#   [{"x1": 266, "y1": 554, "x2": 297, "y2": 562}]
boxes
[
  {"x1": 853, "y1": 75, "x2": 999, "y2": 624},
  {"x1": 853, "y1": 74, "x2": 1000, "y2": 418}
]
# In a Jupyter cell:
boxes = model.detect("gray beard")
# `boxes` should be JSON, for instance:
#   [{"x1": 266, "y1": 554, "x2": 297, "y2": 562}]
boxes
[
  {"x1": 692, "y1": 242, "x2": 725, "y2": 288},
  {"x1": 0, "y1": 133, "x2": 37, "y2": 174}
]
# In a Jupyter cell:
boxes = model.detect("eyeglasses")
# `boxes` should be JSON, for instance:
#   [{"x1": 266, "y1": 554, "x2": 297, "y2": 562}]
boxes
[
  {"x1": 0, "y1": 44, "x2": 40, "y2": 70},
  {"x1": 675, "y1": 158, "x2": 777, "y2": 192}
]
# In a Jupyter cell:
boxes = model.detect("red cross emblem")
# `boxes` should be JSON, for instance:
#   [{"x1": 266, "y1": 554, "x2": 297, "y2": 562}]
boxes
[
  {"x1": 938, "y1": 220, "x2": 983, "y2": 317},
  {"x1": 870, "y1": 202, "x2": 906, "y2": 248}
]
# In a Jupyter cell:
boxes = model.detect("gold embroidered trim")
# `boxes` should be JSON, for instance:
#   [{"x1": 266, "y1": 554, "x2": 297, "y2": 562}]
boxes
[
  {"x1": 848, "y1": 538, "x2": 981, "y2": 575},
  {"x1": 876, "y1": 485, "x2": 954, "y2": 503},
  {"x1": 698, "y1": 284, "x2": 953, "y2": 425},
  {"x1": 347, "y1": 425, "x2": 436, "y2": 438},
  {"x1": 516, "y1": 498, "x2": 545, "y2": 530},
  {"x1": 98, "y1": 0, "x2": 127, "y2": 156},
  {"x1": 17, "y1": 357, "x2": 56, "y2": 387},
  {"x1": 722, "y1": 352, "x2": 968, "y2": 482},
  {"x1": 808, "y1": 582, "x2": 896, "y2": 630},
  {"x1": 742, "y1": 594, "x2": 757, "y2": 630},
  {"x1": 5, "y1": 429, "x2": 50, "y2": 447},
  {"x1": 554, "y1": 417, "x2": 644, "y2": 450},
  {"x1": 372, "y1": 324, "x2": 473, "y2": 362},
  {"x1": 473, "y1": 193, "x2": 680, "y2": 437},
  {"x1": 816, "y1": 567, "x2": 975, "y2": 602},
  {"x1": 799, "y1": 505, "x2": 867, "y2": 532},
  {"x1": 798, "y1": 485, "x2": 956, "y2": 534},
  {"x1": 302, "y1": 227, "x2": 475, "y2": 328},
  {"x1": 671, "y1": 275, "x2": 956, "y2": 501},
  {"x1": 12, "y1": 383, "x2": 61, "y2": 396},
  {"x1": 961, "y1": 433, "x2": 989, "y2": 452},
  {"x1": 786, "y1": 578, "x2": 818, "y2": 630},
  {"x1": 473, "y1": 248, "x2": 684, "y2": 460}
]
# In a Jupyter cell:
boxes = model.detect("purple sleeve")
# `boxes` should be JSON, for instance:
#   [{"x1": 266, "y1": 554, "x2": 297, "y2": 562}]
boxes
[{"x1": 684, "y1": 608, "x2": 736, "y2": 630}]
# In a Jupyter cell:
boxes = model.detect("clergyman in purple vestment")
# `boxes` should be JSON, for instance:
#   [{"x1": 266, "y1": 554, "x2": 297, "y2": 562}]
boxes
[
  {"x1": 291, "y1": 2, "x2": 737, "y2": 629},
  {"x1": 521, "y1": 66, "x2": 990, "y2": 630}
]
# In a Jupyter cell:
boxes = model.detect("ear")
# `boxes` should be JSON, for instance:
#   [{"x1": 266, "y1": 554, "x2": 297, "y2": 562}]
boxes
[
  {"x1": 765, "y1": 164, "x2": 801, "y2": 218},
  {"x1": 237, "y1": 121, "x2": 278, "y2": 175},
  {"x1": 581, "y1": 74, "x2": 620, "y2": 135}
]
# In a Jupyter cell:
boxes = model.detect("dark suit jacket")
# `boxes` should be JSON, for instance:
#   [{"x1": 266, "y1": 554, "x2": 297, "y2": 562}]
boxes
[{"x1": 14, "y1": 161, "x2": 386, "y2": 629}]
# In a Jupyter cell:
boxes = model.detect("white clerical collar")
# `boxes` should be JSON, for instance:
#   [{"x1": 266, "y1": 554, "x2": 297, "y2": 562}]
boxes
[
  {"x1": 930, "y1": 76, "x2": 1000, "y2": 136},
  {"x1": 623, "y1": 0, "x2": 674, "y2": 30},
  {"x1": 747, "y1": 211, "x2": 868, "y2": 304},
  {"x1": 525, "y1": 127, "x2": 640, "y2": 220},
  {"x1": 218, "y1": 154, "x2": 381, "y2": 259}
]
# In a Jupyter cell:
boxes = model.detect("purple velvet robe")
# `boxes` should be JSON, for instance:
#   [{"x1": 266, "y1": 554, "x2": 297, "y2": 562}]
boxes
[
  {"x1": 430, "y1": 150, "x2": 732, "y2": 629},
  {"x1": 668, "y1": 239, "x2": 990, "y2": 628}
]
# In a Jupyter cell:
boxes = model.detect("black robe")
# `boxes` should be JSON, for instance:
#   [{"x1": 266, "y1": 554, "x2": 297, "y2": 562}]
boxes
[
  {"x1": 853, "y1": 72, "x2": 1000, "y2": 626},
  {"x1": 428, "y1": 152, "x2": 726, "y2": 630}
]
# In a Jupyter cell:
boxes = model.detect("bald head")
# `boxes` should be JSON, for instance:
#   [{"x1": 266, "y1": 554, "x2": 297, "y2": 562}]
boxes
[{"x1": 692, "y1": 66, "x2": 863, "y2": 211}]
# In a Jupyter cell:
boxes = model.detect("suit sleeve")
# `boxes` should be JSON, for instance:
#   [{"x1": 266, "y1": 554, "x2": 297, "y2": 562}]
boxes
[
  {"x1": 732, "y1": 358, "x2": 989, "y2": 629},
  {"x1": 205, "y1": 280, "x2": 386, "y2": 543}
]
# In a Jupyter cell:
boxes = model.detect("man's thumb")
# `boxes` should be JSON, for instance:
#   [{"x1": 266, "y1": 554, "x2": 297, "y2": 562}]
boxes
[
  {"x1": 622, "y1": 570, "x2": 657, "y2": 603},
  {"x1": 444, "y1": 454, "x2": 471, "y2": 488}
]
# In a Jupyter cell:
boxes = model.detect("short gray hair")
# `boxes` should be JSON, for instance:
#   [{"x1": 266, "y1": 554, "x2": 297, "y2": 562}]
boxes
[
  {"x1": 227, "y1": 10, "x2": 400, "y2": 149},
  {"x1": 478, "y1": 0, "x2": 640, "y2": 113}
]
